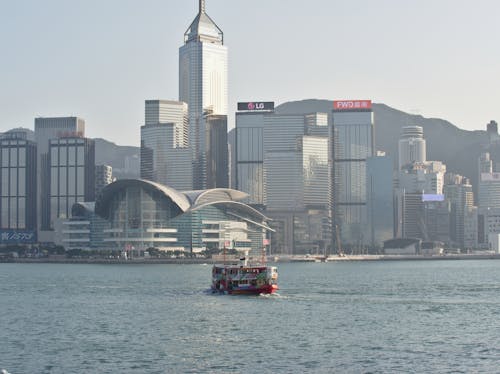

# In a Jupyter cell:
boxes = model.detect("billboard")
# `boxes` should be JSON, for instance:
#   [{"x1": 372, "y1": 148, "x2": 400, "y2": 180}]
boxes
[
  {"x1": 481, "y1": 172, "x2": 500, "y2": 181},
  {"x1": 0, "y1": 230, "x2": 37, "y2": 244},
  {"x1": 422, "y1": 194, "x2": 445, "y2": 202},
  {"x1": 333, "y1": 100, "x2": 372, "y2": 111},
  {"x1": 237, "y1": 102, "x2": 274, "y2": 112}
]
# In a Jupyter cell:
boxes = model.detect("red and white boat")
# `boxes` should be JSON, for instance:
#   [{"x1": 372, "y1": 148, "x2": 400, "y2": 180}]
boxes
[{"x1": 211, "y1": 255, "x2": 278, "y2": 295}]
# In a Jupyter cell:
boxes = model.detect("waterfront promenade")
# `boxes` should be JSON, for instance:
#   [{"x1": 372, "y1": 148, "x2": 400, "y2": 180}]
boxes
[{"x1": 3, "y1": 253, "x2": 500, "y2": 264}]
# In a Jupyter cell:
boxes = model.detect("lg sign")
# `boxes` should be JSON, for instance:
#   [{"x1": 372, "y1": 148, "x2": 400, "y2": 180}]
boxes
[
  {"x1": 237, "y1": 102, "x2": 274, "y2": 111},
  {"x1": 248, "y1": 102, "x2": 266, "y2": 110},
  {"x1": 333, "y1": 100, "x2": 372, "y2": 110}
]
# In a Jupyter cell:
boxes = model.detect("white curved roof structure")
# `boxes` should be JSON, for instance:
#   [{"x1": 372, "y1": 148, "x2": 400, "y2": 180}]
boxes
[
  {"x1": 95, "y1": 179, "x2": 191, "y2": 219},
  {"x1": 183, "y1": 188, "x2": 249, "y2": 207},
  {"x1": 95, "y1": 180, "x2": 259, "y2": 223}
]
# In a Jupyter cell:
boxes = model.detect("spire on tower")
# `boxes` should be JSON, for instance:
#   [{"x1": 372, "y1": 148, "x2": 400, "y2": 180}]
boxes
[{"x1": 199, "y1": 0, "x2": 205, "y2": 14}]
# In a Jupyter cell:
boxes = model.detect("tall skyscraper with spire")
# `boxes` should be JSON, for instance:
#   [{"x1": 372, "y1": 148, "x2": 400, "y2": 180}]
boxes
[{"x1": 179, "y1": 0, "x2": 228, "y2": 189}]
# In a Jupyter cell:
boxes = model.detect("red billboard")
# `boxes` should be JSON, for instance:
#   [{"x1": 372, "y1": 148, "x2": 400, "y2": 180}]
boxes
[{"x1": 333, "y1": 100, "x2": 372, "y2": 110}]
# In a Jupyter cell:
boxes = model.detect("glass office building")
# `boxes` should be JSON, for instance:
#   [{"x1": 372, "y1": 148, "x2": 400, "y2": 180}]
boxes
[
  {"x1": 0, "y1": 132, "x2": 37, "y2": 231},
  {"x1": 47, "y1": 137, "x2": 95, "y2": 230},
  {"x1": 332, "y1": 101, "x2": 374, "y2": 246}
]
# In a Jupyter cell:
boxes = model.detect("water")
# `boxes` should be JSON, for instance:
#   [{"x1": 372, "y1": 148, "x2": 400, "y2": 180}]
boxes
[{"x1": 1, "y1": 261, "x2": 500, "y2": 373}]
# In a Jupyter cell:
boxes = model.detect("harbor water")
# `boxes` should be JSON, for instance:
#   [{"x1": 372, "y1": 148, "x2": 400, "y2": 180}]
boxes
[{"x1": 1, "y1": 260, "x2": 500, "y2": 373}]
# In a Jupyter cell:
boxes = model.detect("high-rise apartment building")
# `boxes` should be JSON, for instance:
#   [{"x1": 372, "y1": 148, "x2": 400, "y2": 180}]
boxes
[
  {"x1": 332, "y1": 100, "x2": 374, "y2": 246},
  {"x1": 140, "y1": 100, "x2": 192, "y2": 190},
  {"x1": 95, "y1": 165, "x2": 113, "y2": 198},
  {"x1": 179, "y1": 0, "x2": 228, "y2": 189},
  {"x1": 0, "y1": 132, "x2": 37, "y2": 232}
]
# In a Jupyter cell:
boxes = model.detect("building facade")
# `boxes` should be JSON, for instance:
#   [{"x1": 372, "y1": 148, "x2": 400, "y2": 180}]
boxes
[
  {"x1": 35, "y1": 117, "x2": 85, "y2": 242},
  {"x1": 95, "y1": 165, "x2": 113, "y2": 199},
  {"x1": 140, "y1": 100, "x2": 192, "y2": 190},
  {"x1": 0, "y1": 132, "x2": 37, "y2": 232},
  {"x1": 332, "y1": 100, "x2": 374, "y2": 247},
  {"x1": 94, "y1": 179, "x2": 272, "y2": 254},
  {"x1": 179, "y1": 0, "x2": 228, "y2": 189},
  {"x1": 366, "y1": 152, "x2": 394, "y2": 247},
  {"x1": 46, "y1": 137, "x2": 95, "y2": 230},
  {"x1": 398, "y1": 126, "x2": 426, "y2": 170}
]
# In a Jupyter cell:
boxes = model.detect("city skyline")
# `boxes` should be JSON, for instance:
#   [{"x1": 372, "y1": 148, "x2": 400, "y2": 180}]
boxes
[{"x1": 1, "y1": 0, "x2": 499, "y2": 145}]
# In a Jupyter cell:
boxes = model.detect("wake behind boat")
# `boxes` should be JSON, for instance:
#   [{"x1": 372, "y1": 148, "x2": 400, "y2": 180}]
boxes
[{"x1": 211, "y1": 252, "x2": 278, "y2": 295}]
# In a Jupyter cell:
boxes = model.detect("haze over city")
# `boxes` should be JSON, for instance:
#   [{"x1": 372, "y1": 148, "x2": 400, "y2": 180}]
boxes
[{"x1": 1, "y1": 0, "x2": 499, "y2": 145}]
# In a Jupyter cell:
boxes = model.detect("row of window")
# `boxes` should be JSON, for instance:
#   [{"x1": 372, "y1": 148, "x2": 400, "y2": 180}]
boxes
[{"x1": 1, "y1": 147, "x2": 27, "y2": 167}]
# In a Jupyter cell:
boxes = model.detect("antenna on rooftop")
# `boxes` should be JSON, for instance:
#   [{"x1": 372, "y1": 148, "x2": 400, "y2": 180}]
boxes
[{"x1": 199, "y1": 0, "x2": 205, "y2": 13}]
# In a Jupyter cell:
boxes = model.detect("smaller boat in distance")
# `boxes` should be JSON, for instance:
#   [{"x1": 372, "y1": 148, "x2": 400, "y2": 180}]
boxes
[{"x1": 211, "y1": 251, "x2": 278, "y2": 295}]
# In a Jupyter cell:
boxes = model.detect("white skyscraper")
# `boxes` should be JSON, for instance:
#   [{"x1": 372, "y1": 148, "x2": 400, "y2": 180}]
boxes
[
  {"x1": 140, "y1": 100, "x2": 192, "y2": 190},
  {"x1": 179, "y1": 0, "x2": 228, "y2": 189}
]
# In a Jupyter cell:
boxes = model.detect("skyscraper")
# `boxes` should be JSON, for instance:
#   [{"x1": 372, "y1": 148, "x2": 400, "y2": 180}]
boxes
[
  {"x1": 179, "y1": 0, "x2": 228, "y2": 189},
  {"x1": 332, "y1": 100, "x2": 374, "y2": 246},
  {"x1": 234, "y1": 104, "x2": 330, "y2": 253},
  {"x1": 140, "y1": 100, "x2": 192, "y2": 190},
  {"x1": 398, "y1": 126, "x2": 426, "y2": 170},
  {"x1": 35, "y1": 117, "x2": 85, "y2": 241},
  {"x1": 46, "y1": 137, "x2": 95, "y2": 230},
  {"x1": 366, "y1": 152, "x2": 394, "y2": 247},
  {"x1": 0, "y1": 132, "x2": 37, "y2": 231}
]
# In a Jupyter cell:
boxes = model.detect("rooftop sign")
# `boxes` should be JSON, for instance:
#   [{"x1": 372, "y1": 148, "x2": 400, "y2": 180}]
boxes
[
  {"x1": 333, "y1": 100, "x2": 372, "y2": 111},
  {"x1": 422, "y1": 194, "x2": 445, "y2": 202},
  {"x1": 237, "y1": 102, "x2": 274, "y2": 112}
]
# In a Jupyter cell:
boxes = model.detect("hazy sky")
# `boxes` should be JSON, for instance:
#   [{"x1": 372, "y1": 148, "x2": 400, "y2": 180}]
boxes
[{"x1": 1, "y1": 0, "x2": 499, "y2": 146}]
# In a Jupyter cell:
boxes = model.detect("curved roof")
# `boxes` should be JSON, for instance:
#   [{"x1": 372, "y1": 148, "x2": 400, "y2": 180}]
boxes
[
  {"x1": 71, "y1": 202, "x2": 95, "y2": 217},
  {"x1": 95, "y1": 179, "x2": 191, "y2": 219},
  {"x1": 183, "y1": 188, "x2": 249, "y2": 207},
  {"x1": 188, "y1": 200, "x2": 269, "y2": 222}
]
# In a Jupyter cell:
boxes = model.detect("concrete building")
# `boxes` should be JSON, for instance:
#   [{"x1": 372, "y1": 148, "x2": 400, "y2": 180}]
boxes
[
  {"x1": 0, "y1": 132, "x2": 37, "y2": 235},
  {"x1": 95, "y1": 165, "x2": 113, "y2": 199},
  {"x1": 179, "y1": 0, "x2": 228, "y2": 189},
  {"x1": 140, "y1": 100, "x2": 192, "y2": 190},
  {"x1": 479, "y1": 172, "x2": 500, "y2": 210},
  {"x1": 398, "y1": 161, "x2": 446, "y2": 195},
  {"x1": 332, "y1": 100, "x2": 374, "y2": 247},
  {"x1": 398, "y1": 126, "x2": 426, "y2": 170}
]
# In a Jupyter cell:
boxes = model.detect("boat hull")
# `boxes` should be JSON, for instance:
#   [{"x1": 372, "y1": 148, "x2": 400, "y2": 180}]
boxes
[{"x1": 212, "y1": 284, "x2": 278, "y2": 295}]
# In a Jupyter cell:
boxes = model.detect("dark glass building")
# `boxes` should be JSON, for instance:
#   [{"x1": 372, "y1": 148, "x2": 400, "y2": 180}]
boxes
[
  {"x1": 45, "y1": 137, "x2": 95, "y2": 230},
  {"x1": 0, "y1": 132, "x2": 37, "y2": 231}
]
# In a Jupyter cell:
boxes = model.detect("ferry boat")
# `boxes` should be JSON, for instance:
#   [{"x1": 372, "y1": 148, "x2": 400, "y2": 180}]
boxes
[{"x1": 211, "y1": 253, "x2": 278, "y2": 295}]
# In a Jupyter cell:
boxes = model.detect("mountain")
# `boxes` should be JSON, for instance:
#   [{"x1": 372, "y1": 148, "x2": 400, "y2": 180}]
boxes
[
  {"x1": 276, "y1": 99, "x2": 490, "y2": 193},
  {"x1": 94, "y1": 138, "x2": 139, "y2": 179}
]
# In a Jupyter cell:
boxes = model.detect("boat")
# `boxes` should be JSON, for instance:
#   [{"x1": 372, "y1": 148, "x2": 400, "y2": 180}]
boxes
[{"x1": 211, "y1": 252, "x2": 278, "y2": 295}]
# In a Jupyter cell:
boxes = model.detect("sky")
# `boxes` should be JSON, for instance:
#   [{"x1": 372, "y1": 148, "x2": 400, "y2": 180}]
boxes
[{"x1": 0, "y1": 0, "x2": 499, "y2": 146}]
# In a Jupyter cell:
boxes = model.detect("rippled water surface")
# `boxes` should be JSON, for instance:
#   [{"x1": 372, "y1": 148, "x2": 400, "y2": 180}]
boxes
[{"x1": 1, "y1": 261, "x2": 500, "y2": 373}]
